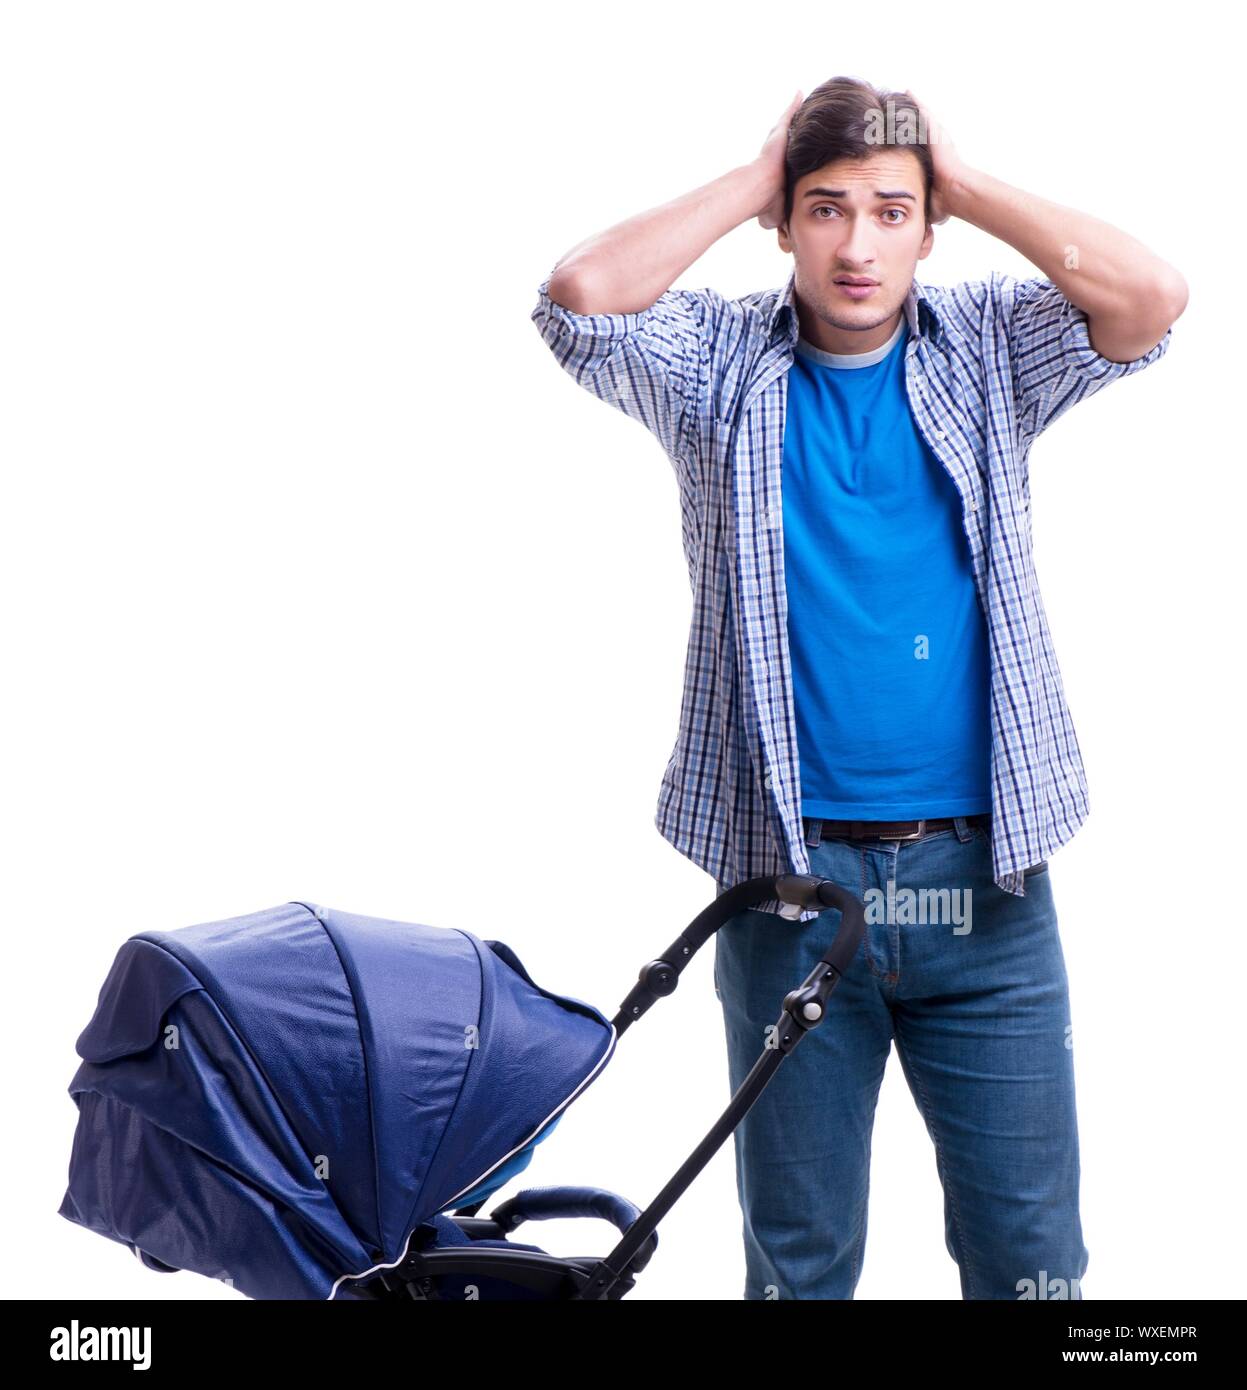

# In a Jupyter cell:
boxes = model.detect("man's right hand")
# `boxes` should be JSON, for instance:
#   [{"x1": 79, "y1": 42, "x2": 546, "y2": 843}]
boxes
[
  {"x1": 543, "y1": 105, "x2": 796, "y2": 318},
  {"x1": 755, "y1": 91, "x2": 804, "y2": 232}
]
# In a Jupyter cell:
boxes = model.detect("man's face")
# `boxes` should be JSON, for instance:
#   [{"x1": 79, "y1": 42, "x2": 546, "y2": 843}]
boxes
[{"x1": 778, "y1": 149, "x2": 935, "y2": 354}]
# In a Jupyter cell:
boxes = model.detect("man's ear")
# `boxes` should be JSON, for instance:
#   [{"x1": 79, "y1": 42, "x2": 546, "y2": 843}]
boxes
[{"x1": 916, "y1": 221, "x2": 935, "y2": 262}]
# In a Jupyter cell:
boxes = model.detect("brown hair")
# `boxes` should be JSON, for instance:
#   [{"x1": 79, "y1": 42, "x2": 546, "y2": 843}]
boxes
[{"x1": 783, "y1": 77, "x2": 934, "y2": 232}]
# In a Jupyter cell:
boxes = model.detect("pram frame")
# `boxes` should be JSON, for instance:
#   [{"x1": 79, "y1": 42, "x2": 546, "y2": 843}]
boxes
[{"x1": 351, "y1": 871, "x2": 865, "y2": 1302}]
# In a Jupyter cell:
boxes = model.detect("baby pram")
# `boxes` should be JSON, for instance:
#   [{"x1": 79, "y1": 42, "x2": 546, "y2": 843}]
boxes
[{"x1": 59, "y1": 873, "x2": 864, "y2": 1300}]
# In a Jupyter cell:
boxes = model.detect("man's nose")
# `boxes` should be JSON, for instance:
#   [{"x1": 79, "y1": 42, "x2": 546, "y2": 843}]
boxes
[{"x1": 837, "y1": 232, "x2": 877, "y2": 267}]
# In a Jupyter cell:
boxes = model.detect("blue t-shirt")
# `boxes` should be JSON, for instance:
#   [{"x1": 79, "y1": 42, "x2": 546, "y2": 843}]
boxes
[{"x1": 782, "y1": 316, "x2": 991, "y2": 818}]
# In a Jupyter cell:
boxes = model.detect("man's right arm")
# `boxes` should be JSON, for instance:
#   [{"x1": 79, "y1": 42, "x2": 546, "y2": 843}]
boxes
[
  {"x1": 531, "y1": 96, "x2": 801, "y2": 463},
  {"x1": 542, "y1": 158, "x2": 777, "y2": 319},
  {"x1": 531, "y1": 162, "x2": 773, "y2": 464}
]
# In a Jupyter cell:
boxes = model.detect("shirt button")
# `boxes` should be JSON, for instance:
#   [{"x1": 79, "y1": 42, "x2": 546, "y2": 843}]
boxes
[
  {"x1": 763, "y1": 772, "x2": 773, "y2": 789},
  {"x1": 934, "y1": 429, "x2": 946, "y2": 439}
]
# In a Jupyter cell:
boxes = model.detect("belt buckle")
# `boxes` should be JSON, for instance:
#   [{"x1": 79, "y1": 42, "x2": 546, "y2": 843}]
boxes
[{"x1": 887, "y1": 819, "x2": 927, "y2": 842}]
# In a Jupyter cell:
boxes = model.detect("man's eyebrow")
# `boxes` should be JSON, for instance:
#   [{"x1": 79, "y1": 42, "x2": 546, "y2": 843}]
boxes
[{"x1": 801, "y1": 187, "x2": 917, "y2": 201}]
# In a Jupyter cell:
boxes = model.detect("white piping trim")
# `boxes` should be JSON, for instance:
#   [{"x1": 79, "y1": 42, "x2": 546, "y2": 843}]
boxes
[{"x1": 326, "y1": 1023, "x2": 618, "y2": 1299}]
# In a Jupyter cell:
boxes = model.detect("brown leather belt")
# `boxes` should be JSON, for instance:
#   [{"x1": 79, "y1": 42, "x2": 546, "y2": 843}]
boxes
[{"x1": 803, "y1": 813, "x2": 990, "y2": 844}]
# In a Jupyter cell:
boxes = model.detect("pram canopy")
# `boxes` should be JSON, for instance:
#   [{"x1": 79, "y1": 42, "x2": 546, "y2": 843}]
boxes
[{"x1": 59, "y1": 901, "x2": 616, "y2": 1300}]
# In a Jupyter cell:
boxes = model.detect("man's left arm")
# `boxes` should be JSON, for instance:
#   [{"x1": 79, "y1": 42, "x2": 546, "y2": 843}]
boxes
[
  {"x1": 947, "y1": 165, "x2": 1187, "y2": 363},
  {"x1": 907, "y1": 91, "x2": 1188, "y2": 436}
]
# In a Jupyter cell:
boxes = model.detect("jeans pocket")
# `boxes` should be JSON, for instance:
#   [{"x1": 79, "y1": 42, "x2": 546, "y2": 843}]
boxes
[{"x1": 1023, "y1": 860, "x2": 1049, "y2": 877}]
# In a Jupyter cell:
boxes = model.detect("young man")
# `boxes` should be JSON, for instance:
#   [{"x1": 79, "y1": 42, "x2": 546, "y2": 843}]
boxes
[{"x1": 531, "y1": 77, "x2": 1185, "y2": 1300}]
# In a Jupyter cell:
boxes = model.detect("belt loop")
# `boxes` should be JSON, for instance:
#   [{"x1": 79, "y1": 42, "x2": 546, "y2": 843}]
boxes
[
  {"x1": 804, "y1": 817, "x2": 823, "y2": 848},
  {"x1": 953, "y1": 816, "x2": 971, "y2": 843}
]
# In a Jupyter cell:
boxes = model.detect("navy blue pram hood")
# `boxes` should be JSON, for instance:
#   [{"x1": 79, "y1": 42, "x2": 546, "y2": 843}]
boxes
[{"x1": 59, "y1": 901, "x2": 616, "y2": 1299}]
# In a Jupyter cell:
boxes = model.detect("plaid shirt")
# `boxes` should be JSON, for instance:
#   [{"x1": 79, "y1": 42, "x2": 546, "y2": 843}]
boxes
[{"x1": 532, "y1": 265, "x2": 1172, "y2": 922}]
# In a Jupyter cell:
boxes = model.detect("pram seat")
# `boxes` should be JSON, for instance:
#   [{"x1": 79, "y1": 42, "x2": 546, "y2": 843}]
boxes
[{"x1": 352, "y1": 1185, "x2": 656, "y2": 1300}]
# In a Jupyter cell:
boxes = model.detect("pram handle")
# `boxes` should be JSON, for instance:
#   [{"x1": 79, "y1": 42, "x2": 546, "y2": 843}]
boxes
[
  {"x1": 489, "y1": 1185, "x2": 658, "y2": 1272},
  {"x1": 576, "y1": 875, "x2": 867, "y2": 1299},
  {"x1": 612, "y1": 873, "x2": 865, "y2": 1037}
]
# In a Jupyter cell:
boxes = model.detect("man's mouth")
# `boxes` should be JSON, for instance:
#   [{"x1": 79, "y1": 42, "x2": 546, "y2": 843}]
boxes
[{"x1": 834, "y1": 277, "x2": 879, "y2": 299}]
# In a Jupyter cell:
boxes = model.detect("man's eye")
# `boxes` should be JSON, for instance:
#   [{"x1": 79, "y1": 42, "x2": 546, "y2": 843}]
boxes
[{"x1": 813, "y1": 206, "x2": 905, "y2": 222}]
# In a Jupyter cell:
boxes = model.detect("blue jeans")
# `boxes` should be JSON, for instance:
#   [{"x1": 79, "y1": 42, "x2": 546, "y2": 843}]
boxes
[{"x1": 713, "y1": 816, "x2": 1088, "y2": 1300}]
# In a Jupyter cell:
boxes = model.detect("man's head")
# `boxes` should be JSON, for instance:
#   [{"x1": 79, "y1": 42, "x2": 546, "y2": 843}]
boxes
[{"x1": 777, "y1": 77, "x2": 937, "y2": 354}]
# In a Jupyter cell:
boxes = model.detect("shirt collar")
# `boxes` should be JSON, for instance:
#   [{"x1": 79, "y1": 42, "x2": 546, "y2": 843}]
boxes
[{"x1": 766, "y1": 265, "x2": 943, "y2": 346}]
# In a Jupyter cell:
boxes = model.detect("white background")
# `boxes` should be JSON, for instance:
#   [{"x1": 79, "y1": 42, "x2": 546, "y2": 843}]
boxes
[{"x1": 3, "y1": 0, "x2": 1241, "y2": 1301}]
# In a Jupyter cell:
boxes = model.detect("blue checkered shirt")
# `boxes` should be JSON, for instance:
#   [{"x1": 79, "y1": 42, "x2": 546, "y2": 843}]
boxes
[{"x1": 532, "y1": 265, "x2": 1172, "y2": 921}]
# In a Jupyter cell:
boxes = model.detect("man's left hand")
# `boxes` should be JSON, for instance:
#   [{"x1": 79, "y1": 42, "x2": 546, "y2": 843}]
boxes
[{"x1": 904, "y1": 89, "x2": 970, "y2": 224}]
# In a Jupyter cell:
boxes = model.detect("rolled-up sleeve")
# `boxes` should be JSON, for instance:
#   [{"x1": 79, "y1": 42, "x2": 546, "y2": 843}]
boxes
[
  {"x1": 531, "y1": 271, "x2": 717, "y2": 466},
  {"x1": 998, "y1": 272, "x2": 1173, "y2": 442}
]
